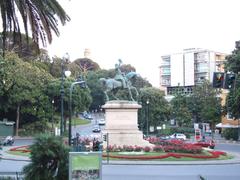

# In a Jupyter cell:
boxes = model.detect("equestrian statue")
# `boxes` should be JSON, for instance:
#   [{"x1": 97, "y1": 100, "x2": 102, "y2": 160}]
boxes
[{"x1": 99, "y1": 59, "x2": 139, "y2": 102}]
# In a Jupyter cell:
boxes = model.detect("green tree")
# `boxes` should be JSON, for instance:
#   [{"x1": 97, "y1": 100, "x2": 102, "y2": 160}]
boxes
[
  {"x1": 224, "y1": 41, "x2": 240, "y2": 73},
  {"x1": 69, "y1": 58, "x2": 100, "y2": 78},
  {"x1": 0, "y1": 0, "x2": 70, "y2": 54},
  {"x1": 23, "y1": 134, "x2": 69, "y2": 180},
  {"x1": 188, "y1": 81, "x2": 222, "y2": 129},
  {"x1": 86, "y1": 70, "x2": 106, "y2": 111},
  {"x1": 224, "y1": 41, "x2": 240, "y2": 120},
  {"x1": 139, "y1": 87, "x2": 170, "y2": 133},
  {"x1": 171, "y1": 93, "x2": 192, "y2": 127},
  {"x1": 0, "y1": 52, "x2": 53, "y2": 135},
  {"x1": 47, "y1": 77, "x2": 92, "y2": 131}
]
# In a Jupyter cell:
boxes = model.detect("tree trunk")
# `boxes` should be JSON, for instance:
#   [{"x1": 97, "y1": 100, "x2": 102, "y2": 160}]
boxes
[{"x1": 16, "y1": 105, "x2": 20, "y2": 136}]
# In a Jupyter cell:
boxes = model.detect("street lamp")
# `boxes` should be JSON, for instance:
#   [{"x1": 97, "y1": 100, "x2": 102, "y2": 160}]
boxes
[
  {"x1": 51, "y1": 99, "x2": 54, "y2": 133},
  {"x1": 60, "y1": 53, "x2": 71, "y2": 136},
  {"x1": 146, "y1": 99, "x2": 149, "y2": 137},
  {"x1": 69, "y1": 77, "x2": 87, "y2": 146}
]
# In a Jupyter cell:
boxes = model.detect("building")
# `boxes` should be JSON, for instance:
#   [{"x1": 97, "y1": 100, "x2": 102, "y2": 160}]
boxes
[
  {"x1": 160, "y1": 48, "x2": 240, "y2": 132},
  {"x1": 159, "y1": 48, "x2": 226, "y2": 95}
]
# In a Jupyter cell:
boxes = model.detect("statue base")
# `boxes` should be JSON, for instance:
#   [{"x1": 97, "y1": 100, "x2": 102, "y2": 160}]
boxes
[{"x1": 102, "y1": 100, "x2": 153, "y2": 147}]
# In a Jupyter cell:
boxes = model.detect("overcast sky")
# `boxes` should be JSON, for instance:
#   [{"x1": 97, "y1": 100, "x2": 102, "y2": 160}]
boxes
[{"x1": 47, "y1": 0, "x2": 240, "y2": 87}]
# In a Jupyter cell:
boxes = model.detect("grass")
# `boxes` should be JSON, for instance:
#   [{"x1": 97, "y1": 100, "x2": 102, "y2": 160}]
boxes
[
  {"x1": 71, "y1": 118, "x2": 91, "y2": 126},
  {"x1": 7, "y1": 150, "x2": 30, "y2": 157},
  {"x1": 72, "y1": 155, "x2": 100, "y2": 170}
]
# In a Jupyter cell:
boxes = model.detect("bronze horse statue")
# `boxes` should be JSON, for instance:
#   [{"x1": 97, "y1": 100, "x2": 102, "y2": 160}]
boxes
[{"x1": 99, "y1": 71, "x2": 139, "y2": 102}]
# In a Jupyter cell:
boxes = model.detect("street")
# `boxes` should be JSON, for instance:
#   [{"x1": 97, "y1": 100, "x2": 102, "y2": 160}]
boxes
[
  {"x1": 102, "y1": 164, "x2": 240, "y2": 180},
  {"x1": 1, "y1": 113, "x2": 240, "y2": 179},
  {"x1": 1, "y1": 157, "x2": 240, "y2": 180}
]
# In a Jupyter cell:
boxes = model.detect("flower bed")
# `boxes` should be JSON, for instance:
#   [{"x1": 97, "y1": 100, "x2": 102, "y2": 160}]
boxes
[
  {"x1": 9, "y1": 145, "x2": 228, "y2": 161},
  {"x1": 9, "y1": 146, "x2": 31, "y2": 153},
  {"x1": 102, "y1": 151, "x2": 226, "y2": 160}
]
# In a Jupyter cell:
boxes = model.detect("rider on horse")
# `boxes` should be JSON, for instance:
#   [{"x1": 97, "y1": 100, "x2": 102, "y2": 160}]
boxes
[{"x1": 114, "y1": 59, "x2": 128, "y2": 89}]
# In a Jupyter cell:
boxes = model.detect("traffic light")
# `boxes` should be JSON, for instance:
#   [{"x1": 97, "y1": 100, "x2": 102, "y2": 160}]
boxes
[
  {"x1": 213, "y1": 72, "x2": 224, "y2": 88},
  {"x1": 223, "y1": 73, "x2": 236, "y2": 89}
]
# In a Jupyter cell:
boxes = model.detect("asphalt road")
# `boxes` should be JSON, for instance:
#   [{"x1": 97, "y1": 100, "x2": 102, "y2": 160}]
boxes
[{"x1": 102, "y1": 164, "x2": 240, "y2": 180}]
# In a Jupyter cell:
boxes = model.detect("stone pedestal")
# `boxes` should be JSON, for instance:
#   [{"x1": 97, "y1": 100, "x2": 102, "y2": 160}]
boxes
[{"x1": 102, "y1": 100, "x2": 152, "y2": 147}]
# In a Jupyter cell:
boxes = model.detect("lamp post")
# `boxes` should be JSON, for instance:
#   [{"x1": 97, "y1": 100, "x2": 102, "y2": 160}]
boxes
[
  {"x1": 51, "y1": 99, "x2": 54, "y2": 133},
  {"x1": 60, "y1": 53, "x2": 71, "y2": 136},
  {"x1": 69, "y1": 77, "x2": 87, "y2": 146},
  {"x1": 146, "y1": 99, "x2": 149, "y2": 137}
]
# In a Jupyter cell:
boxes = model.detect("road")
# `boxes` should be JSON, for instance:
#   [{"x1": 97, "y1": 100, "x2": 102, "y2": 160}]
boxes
[
  {"x1": 103, "y1": 164, "x2": 240, "y2": 180},
  {"x1": 215, "y1": 143, "x2": 240, "y2": 153},
  {"x1": 1, "y1": 158, "x2": 239, "y2": 180}
]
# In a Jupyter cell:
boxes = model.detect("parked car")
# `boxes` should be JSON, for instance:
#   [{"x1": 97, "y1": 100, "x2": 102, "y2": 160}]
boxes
[
  {"x1": 170, "y1": 133, "x2": 186, "y2": 141},
  {"x1": 92, "y1": 125, "x2": 101, "y2": 133},
  {"x1": 98, "y1": 119, "x2": 105, "y2": 125},
  {"x1": 193, "y1": 139, "x2": 215, "y2": 149}
]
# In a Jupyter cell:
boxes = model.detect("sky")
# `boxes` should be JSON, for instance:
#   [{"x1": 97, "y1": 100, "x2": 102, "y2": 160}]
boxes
[{"x1": 47, "y1": 0, "x2": 240, "y2": 87}]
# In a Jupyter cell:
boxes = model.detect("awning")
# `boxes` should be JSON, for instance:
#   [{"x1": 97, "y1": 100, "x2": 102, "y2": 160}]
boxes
[{"x1": 216, "y1": 123, "x2": 239, "y2": 128}]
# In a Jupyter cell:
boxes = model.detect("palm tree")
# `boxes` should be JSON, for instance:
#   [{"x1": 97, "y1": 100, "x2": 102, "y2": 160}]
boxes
[{"x1": 0, "y1": 0, "x2": 70, "y2": 55}]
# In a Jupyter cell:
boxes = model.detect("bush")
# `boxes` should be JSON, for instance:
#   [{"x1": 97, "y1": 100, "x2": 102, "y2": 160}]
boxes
[
  {"x1": 23, "y1": 134, "x2": 69, "y2": 180},
  {"x1": 223, "y1": 128, "x2": 239, "y2": 141},
  {"x1": 19, "y1": 119, "x2": 51, "y2": 136}
]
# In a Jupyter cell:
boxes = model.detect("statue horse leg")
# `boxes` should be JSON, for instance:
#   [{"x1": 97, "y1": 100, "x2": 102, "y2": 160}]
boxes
[
  {"x1": 127, "y1": 86, "x2": 135, "y2": 101},
  {"x1": 130, "y1": 87, "x2": 139, "y2": 102},
  {"x1": 104, "y1": 90, "x2": 110, "y2": 102}
]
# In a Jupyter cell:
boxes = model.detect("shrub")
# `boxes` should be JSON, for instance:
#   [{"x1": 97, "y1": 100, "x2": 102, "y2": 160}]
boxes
[
  {"x1": 143, "y1": 146, "x2": 151, "y2": 152},
  {"x1": 123, "y1": 145, "x2": 134, "y2": 152},
  {"x1": 23, "y1": 134, "x2": 69, "y2": 180},
  {"x1": 223, "y1": 128, "x2": 239, "y2": 141},
  {"x1": 153, "y1": 145, "x2": 164, "y2": 152},
  {"x1": 134, "y1": 145, "x2": 143, "y2": 152},
  {"x1": 19, "y1": 120, "x2": 50, "y2": 136}
]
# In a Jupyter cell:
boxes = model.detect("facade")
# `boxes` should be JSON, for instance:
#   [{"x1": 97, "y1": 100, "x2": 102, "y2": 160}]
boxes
[
  {"x1": 160, "y1": 48, "x2": 240, "y2": 131},
  {"x1": 159, "y1": 48, "x2": 226, "y2": 95}
]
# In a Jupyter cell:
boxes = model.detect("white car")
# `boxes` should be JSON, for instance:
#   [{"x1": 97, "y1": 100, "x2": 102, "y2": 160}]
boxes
[
  {"x1": 170, "y1": 133, "x2": 186, "y2": 140},
  {"x1": 98, "y1": 119, "x2": 106, "y2": 125}
]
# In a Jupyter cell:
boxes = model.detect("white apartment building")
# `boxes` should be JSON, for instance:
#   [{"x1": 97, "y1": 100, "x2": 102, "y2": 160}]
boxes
[{"x1": 159, "y1": 48, "x2": 226, "y2": 95}]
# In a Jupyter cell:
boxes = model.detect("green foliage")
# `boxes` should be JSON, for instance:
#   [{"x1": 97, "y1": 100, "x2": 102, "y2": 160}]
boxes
[
  {"x1": 224, "y1": 41, "x2": 240, "y2": 120},
  {"x1": 23, "y1": 134, "x2": 69, "y2": 180},
  {"x1": 85, "y1": 70, "x2": 105, "y2": 110},
  {"x1": 47, "y1": 77, "x2": 92, "y2": 116},
  {"x1": 188, "y1": 81, "x2": 222, "y2": 126},
  {"x1": 0, "y1": 0, "x2": 70, "y2": 53},
  {"x1": 0, "y1": 52, "x2": 54, "y2": 134},
  {"x1": 19, "y1": 120, "x2": 50, "y2": 136},
  {"x1": 224, "y1": 42, "x2": 240, "y2": 73},
  {"x1": 223, "y1": 128, "x2": 239, "y2": 141},
  {"x1": 139, "y1": 87, "x2": 170, "y2": 133},
  {"x1": 171, "y1": 93, "x2": 192, "y2": 127}
]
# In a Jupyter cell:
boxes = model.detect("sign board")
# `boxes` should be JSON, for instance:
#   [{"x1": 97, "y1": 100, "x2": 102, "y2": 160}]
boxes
[
  {"x1": 194, "y1": 123, "x2": 199, "y2": 129},
  {"x1": 69, "y1": 152, "x2": 102, "y2": 180},
  {"x1": 149, "y1": 126, "x2": 154, "y2": 132},
  {"x1": 195, "y1": 128, "x2": 201, "y2": 142}
]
